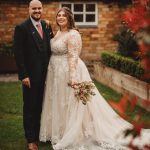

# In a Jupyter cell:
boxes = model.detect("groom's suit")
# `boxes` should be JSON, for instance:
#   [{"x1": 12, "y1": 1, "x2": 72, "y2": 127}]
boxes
[{"x1": 13, "y1": 18, "x2": 53, "y2": 143}]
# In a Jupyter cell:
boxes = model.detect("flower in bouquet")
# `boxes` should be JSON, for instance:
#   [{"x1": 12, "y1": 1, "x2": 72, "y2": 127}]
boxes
[{"x1": 68, "y1": 81, "x2": 96, "y2": 105}]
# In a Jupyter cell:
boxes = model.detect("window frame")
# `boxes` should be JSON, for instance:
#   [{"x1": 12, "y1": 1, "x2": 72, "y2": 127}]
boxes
[{"x1": 60, "y1": 2, "x2": 98, "y2": 26}]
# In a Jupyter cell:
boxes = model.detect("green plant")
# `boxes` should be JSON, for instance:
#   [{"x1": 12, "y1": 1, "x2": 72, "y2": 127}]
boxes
[
  {"x1": 101, "y1": 52, "x2": 145, "y2": 79},
  {"x1": 0, "y1": 43, "x2": 14, "y2": 57},
  {"x1": 113, "y1": 27, "x2": 139, "y2": 60}
]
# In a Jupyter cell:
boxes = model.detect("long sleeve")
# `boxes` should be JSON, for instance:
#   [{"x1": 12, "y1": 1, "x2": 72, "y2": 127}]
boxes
[
  {"x1": 68, "y1": 30, "x2": 82, "y2": 81},
  {"x1": 13, "y1": 25, "x2": 28, "y2": 80}
]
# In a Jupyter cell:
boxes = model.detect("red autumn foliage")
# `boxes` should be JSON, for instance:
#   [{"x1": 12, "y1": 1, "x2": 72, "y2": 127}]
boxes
[
  {"x1": 139, "y1": 42, "x2": 150, "y2": 74},
  {"x1": 122, "y1": 0, "x2": 150, "y2": 33},
  {"x1": 130, "y1": 96, "x2": 138, "y2": 112},
  {"x1": 128, "y1": 140, "x2": 140, "y2": 150},
  {"x1": 109, "y1": 94, "x2": 128, "y2": 117},
  {"x1": 110, "y1": 0, "x2": 150, "y2": 149},
  {"x1": 122, "y1": 0, "x2": 150, "y2": 78},
  {"x1": 142, "y1": 99, "x2": 150, "y2": 111},
  {"x1": 144, "y1": 144, "x2": 150, "y2": 150},
  {"x1": 122, "y1": 6, "x2": 148, "y2": 32},
  {"x1": 109, "y1": 95, "x2": 150, "y2": 149},
  {"x1": 133, "y1": 121, "x2": 144, "y2": 136}
]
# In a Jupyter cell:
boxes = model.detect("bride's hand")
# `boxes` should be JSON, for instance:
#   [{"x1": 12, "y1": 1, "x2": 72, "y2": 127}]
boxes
[{"x1": 68, "y1": 80, "x2": 78, "y2": 88}]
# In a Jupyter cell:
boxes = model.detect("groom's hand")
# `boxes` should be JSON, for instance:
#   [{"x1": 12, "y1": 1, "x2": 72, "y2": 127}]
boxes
[{"x1": 22, "y1": 77, "x2": 31, "y2": 88}]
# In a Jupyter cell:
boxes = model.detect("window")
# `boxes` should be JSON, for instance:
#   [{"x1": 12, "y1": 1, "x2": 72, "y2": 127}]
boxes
[{"x1": 61, "y1": 3, "x2": 98, "y2": 26}]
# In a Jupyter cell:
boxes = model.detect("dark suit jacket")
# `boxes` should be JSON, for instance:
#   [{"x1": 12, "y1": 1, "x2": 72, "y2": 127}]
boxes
[{"x1": 13, "y1": 18, "x2": 53, "y2": 82}]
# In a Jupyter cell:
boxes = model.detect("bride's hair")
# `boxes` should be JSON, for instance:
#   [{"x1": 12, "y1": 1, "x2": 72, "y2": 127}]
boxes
[{"x1": 56, "y1": 7, "x2": 78, "y2": 31}]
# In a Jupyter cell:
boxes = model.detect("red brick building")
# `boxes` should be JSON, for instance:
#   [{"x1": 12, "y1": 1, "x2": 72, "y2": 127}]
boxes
[{"x1": 0, "y1": 0, "x2": 131, "y2": 62}]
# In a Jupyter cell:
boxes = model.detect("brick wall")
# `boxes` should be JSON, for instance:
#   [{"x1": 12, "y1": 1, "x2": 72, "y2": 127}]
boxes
[{"x1": 0, "y1": 1, "x2": 126, "y2": 62}]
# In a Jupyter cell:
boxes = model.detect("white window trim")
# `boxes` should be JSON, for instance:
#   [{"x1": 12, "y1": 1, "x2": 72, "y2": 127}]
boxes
[{"x1": 60, "y1": 2, "x2": 98, "y2": 26}]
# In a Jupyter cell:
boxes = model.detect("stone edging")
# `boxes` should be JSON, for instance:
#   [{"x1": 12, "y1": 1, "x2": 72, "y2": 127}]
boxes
[{"x1": 93, "y1": 62, "x2": 150, "y2": 100}]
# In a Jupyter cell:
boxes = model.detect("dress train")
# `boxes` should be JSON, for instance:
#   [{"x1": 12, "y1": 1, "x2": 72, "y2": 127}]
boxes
[{"x1": 39, "y1": 29, "x2": 150, "y2": 150}]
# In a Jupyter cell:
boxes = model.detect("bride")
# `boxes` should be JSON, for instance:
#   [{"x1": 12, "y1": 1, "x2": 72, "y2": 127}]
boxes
[{"x1": 39, "y1": 7, "x2": 150, "y2": 150}]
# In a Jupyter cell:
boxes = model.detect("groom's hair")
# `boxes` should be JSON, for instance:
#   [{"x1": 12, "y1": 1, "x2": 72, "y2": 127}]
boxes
[{"x1": 29, "y1": 0, "x2": 42, "y2": 7}]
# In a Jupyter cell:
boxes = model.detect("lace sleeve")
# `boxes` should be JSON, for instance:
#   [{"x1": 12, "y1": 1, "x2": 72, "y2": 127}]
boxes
[{"x1": 68, "y1": 30, "x2": 82, "y2": 81}]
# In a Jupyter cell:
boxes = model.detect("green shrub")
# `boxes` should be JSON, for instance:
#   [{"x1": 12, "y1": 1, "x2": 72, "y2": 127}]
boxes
[
  {"x1": 0, "y1": 43, "x2": 14, "y2": 57},
  {"x1": 101, "y1": 52, "x2": 144, "y2": 79},
  {"x1": 113, "y1": 27, "x2": 139, "y2": 60}
]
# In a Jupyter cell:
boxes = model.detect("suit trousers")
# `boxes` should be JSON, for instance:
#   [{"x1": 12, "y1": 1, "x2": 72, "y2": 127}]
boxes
[{"x1": 22, "y1": 77, "x2": 45, "y2": 143}]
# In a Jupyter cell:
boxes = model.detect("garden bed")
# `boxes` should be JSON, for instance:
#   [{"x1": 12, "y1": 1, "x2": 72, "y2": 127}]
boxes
[{"x1": 93, "y1": 62, "x2": 150, "y2": 102}]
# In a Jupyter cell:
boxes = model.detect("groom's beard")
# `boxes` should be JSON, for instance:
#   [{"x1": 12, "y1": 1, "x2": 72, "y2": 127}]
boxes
[{"x1": 31, "y1": 13, "x2": 42, "y2": 21}]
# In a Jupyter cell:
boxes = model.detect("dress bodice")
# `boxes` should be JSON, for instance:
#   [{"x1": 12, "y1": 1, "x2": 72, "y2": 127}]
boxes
[
  {"x1": 51, "y1": 29, "x2": 82, "y2": 55},
  {"x1": 51, "y1": 30, "x2": 68, "y2": 55},
  {"x1": 50, "y1": 29, "x2": 82, "y2": 81}
]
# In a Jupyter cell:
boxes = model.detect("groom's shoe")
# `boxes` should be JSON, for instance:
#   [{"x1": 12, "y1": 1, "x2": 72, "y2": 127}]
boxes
[{"x1": 27, "y1": 143, "x2": 38, "y2": 150}]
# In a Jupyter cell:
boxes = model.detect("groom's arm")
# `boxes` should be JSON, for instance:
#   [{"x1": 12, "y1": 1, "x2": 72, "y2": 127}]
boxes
[
  {"x1": 47, "y1": 23, "x2": 54, "y2": 39},
  {"x1": 13, "y1": 25, "x2": 29, "y2": 81},
  {"x1": 42, "y1": 20, "x2": 54, "y2": 38}
]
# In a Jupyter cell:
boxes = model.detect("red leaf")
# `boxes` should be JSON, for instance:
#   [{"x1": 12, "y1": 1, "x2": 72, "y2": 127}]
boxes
[
  {"x1": 142, "y1": 73, "x2": 150, "y2": 79},
  {"x1": 133, "y1": 121, "x2": 144, "y2": 136},
  {"x1": 129, "y1": 96, "x2": 138, "y2": 112},
  {"x1": 128, "y1": 140, "x2": 140, "y2": 150},
  {"x1": 144, "y1": 144, "x2": 150, "y2": 150},
  {"x1": 122, "y1": 1, "x2": 150, "y2": 33},
  {"x1": 142, "y1": 99, "x2": 150, "y2": 111},
  {"x1": 133, "y1": 0, "x2": 148, "y2": 5},
  {"x1": 109, "y1": 95, "x2": 128, "y2": 116}
]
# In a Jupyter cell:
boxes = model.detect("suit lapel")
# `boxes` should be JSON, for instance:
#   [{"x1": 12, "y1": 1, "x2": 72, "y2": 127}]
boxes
[
  {"x1": 41, "y1": 21, "x2": 49, "y2": 41},
  {"x1": 28, "y1": 18, "x2": 43, "y2": 51},
  {"x1": 41, "y1": 20, "x2": 53, "y2": 40}
]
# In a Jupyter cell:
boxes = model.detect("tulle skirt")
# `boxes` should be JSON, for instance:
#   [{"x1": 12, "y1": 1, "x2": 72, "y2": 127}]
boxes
[{"x1": 40, "y1": 55, "x2": 150, "y2": 150}]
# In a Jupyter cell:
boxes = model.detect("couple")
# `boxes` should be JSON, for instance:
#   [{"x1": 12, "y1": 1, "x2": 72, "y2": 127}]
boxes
[{"x1": 13, "y1": 0, "x2": 150, "y2": 150}]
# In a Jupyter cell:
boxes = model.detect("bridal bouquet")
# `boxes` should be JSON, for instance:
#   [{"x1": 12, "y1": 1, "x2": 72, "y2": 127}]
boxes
[{"x1": 68, "y1": 81, "x2": 96, "y2": 105}]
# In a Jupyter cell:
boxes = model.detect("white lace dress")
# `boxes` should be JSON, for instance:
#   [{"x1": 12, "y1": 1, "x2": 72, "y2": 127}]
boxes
[{"x1": 39, "y1": 29, "x2": 150, "y2": 150}]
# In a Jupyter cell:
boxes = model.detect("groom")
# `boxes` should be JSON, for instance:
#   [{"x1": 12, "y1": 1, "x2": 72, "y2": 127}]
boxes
[{"x1": 13, "y1": 0, "x2": 53, "y2": 149}]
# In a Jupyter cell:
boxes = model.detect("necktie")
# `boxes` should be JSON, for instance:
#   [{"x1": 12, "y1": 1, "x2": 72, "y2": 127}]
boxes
[{"x1": 36, "y1": 23, "x2": 43, "y2": 39}]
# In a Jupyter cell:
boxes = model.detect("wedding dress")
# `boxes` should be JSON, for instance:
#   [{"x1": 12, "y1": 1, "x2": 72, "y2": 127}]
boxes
[{"x1": 39, "y1": 29, "x2": 150, "y2": 150}]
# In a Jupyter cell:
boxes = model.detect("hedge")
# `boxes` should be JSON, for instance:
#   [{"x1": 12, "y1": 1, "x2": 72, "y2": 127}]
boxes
[{"x1": 101, "y1": 52, "x2": 144, "y2": 78}]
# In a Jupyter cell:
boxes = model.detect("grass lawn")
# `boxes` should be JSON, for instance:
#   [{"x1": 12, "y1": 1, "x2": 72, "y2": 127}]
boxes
[{"x1": 0, "y1": 80, "x2": 149, "y2": 150}]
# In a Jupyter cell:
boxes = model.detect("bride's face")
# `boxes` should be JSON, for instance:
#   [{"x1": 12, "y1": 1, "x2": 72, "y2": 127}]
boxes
[{"x1": 56, "y1": 10, "x2": 68, "y2": 28}]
